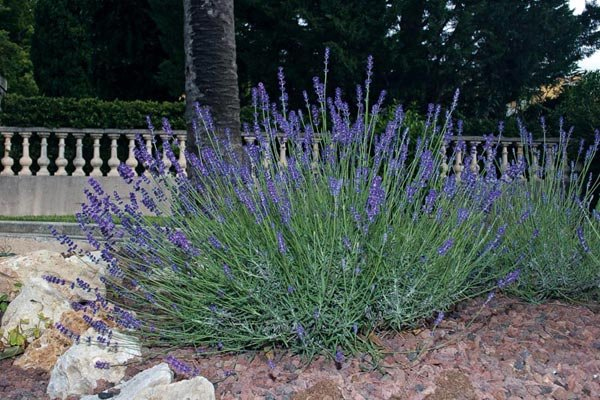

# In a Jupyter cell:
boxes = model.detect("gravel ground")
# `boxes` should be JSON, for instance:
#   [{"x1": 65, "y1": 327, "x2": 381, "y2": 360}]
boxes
[{"x1": 1, "y1": 238, "x2": 599, "y2": 399}]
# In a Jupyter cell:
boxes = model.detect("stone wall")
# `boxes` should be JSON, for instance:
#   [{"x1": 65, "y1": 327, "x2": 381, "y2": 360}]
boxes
[{"x1": 0, "y1": 176, "x2": 138, "y2": 216}]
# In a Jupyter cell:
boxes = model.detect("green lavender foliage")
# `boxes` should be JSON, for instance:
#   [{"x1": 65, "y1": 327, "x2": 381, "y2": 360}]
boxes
[
  {"x1": 492, "y1": 120, "x2": 600, "y2": 302},
  {"x1": 97, "y1": 58, "x2": 507, "y2": 359}
]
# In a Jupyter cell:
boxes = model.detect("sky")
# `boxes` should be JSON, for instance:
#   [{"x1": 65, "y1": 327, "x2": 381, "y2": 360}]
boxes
[{"x1": 570, "y1": 0, "x2": 600, "y2": 70}]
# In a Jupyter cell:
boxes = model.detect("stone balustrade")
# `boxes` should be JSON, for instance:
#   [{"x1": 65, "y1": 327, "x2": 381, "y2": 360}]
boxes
[
  {"x1": 0, "y1": 127, "x2": 187, "y2": 177},
  {"x1": 0, "y1": 127, "x2": 567, "y2": 216}
]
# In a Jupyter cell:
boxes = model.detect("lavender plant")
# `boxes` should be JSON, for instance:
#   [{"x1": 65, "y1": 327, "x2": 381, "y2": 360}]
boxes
[
  {"x1": 491, "y1": 119, "x2": 600, "y2": 302},
  {"x1": 61, "y1": 52, "x2": 509, "y2": 359}
]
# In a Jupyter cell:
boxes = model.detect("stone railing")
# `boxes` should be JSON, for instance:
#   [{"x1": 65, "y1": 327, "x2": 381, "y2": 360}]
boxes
[
  {"x1": 0, "y1": 127, "x2": 565, "y2": 216},
  {"x1": 0, "y1": 127, "x2": 187, "y2": 177},
  {"x1": 0, "y1": 127, "x2": 567, "y2": 179}
]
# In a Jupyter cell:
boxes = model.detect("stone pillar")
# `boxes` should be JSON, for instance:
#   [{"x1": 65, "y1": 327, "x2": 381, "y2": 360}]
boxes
[
  {"x1": 453, "y1": 142, "x2": 463, "y2": 182},
  {"x1": 90, "y1": 135, "x2": 103, "y2": 177},
  {"x1": 440, "y1": 141, "x2": 449, "y2": 178},
  {"x1": 1, "y1": 132, "x2": 14, "y2": 176},
  {"x1": 72, "y1": 133, "x2": 86, "y2": 176},
  {"x1": 54, "y1": 133, "x2": 69, "y2": 176},
  {"x1": 18, "y1": 132, "x2": 33, "y2": 176},
  {"x1": 107, "y1": 134, "x2": 120, "y2": 177},
  {"x1": 176, "y1": 133, "x2": 187, "y2": 175},
  {"x1": 125, "y1": 134, "x2": 138, "y2": 171},
  {"x1": 469, "y1": 141, "x2": 480, "y2": 173},
  {"x1": 37, "y1": 132, "x2": 51, "y2": 176},
  {"x1": 278, "y1": 136, "x2": 288, "y2": 167}
]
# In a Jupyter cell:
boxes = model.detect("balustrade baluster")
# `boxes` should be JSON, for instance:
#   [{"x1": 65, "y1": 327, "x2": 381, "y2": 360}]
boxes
[
  {"x1": 55, "y1": 133, "x2": 68, "y2": 176},
  {"x1": 278, "y1": 136, "x2": 288, "y2": 167},
  {"x1": 516, "y1": 142, "x2": 526, "y2": 181},
  {"x1": 311, "y1": 139, "x2": 320, "y2": 170},
  {"x1": 90, "y1": 135, "x2": 103, "y2": 177},
  {"x1": 18, "y1": 132, "x2": 33, "y2": 176},
  {"x1": 72, "y1": 133, "x2": 86, "y2": 176},
  {"x1": 141, "y1": 134, "x2": 153, "y2": 175},
  {"x1": 125, "y1": 134, "x2": 138, "y2": 173},
  {"x1": 453, "y1": 141, "x2": 463, "y2": 182},
  {"x1": 469, "y1": 141, "x2": 480, "y2": 174},
  {"x1": 440, "y1": 141, "x2": 449, "y2": 178},
  {"x1": 37, "y1": 132, "x2": 50, "y2": 176},
  {"x1": 531, "y1": 144, "x2": 541, "y2": 181},
  {"x1": 1, "y1": 132, "x2": 14, "y2": 176},
  {"x1": 161, "y1": 134, "x2": 172, "y2": 171},
  {"x1": 176, "y1": 134, "x2": 187, "y2": 174},
  {"x1": 500, "y1": 142, "x2": 509, "y2": 174},
  {"x1": 107, "y1": 134, "x2": 121, "y2": 176}
]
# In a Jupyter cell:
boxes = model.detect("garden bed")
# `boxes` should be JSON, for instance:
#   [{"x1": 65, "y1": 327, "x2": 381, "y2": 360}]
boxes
[{"x1": 1, "y1": 294, "x2": 598, "y2": 399}]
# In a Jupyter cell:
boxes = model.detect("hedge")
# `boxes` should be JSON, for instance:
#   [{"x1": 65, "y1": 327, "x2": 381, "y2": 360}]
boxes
[{"x1": 0, "y1": 94, "x2": 186, "y2": 129}]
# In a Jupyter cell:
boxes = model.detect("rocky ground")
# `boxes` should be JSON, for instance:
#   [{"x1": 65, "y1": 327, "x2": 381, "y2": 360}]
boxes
[{"x1": 0, "y1": 237, "x2": 599, "y2": 399}]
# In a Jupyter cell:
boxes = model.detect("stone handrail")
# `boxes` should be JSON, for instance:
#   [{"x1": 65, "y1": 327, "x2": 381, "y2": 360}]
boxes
[
  {"x1": 0, "y1": 126, "x2": 562, "y2": 179},
  {"x1": 0, "y1": 127, "x2": 187, "y2": 177}
]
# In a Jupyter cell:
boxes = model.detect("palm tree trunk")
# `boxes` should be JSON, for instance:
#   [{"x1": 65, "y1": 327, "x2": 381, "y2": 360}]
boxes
[{"x1": 183, "y1": 0, "x2": 242, "y2": 157}]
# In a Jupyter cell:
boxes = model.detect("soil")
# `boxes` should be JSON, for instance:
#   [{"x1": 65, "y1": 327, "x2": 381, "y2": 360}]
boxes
[{"x1": 1, "y1": 239, "x2": 599, "y2": 399}]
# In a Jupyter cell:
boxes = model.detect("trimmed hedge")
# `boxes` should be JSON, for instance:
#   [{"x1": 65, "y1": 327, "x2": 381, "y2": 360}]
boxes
[{"x1": 0, "y1": 94, "x2": 186, "y2": 129}]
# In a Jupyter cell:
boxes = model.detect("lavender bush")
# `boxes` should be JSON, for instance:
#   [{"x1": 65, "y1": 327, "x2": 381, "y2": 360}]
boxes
[
  {"x1": 491, "y1": 119, "x2": 600, "y2": 302},
  {"x1": 62, "y1": 52, "x2": 512, "y2": 359}
]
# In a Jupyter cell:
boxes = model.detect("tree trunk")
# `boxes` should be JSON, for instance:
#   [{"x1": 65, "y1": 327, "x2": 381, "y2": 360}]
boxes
[{"x1": 183, "y1": 0, "x2": 242, "y2": 157}]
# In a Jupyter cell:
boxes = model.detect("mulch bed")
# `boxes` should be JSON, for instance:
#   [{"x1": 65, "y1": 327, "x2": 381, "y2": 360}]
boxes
[{"x1": 1, "y1": 294, "x2": 599, "y2": 399}]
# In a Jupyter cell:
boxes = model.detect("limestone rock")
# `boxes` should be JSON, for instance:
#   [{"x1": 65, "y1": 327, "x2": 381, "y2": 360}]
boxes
[
  {"x1": 80, "y1": 363, "x2": 173, "y2": 400},
  {"x1": 47, "y1": 327, "x2": 142, "y2": 400},
  {"x1": 0, "y1": 249, "x2": 106, "y2": 301},
  {"x1": 13, "y1": 310, "x2": 93, "y2": 371},
  {"x1": 0, "y1": 277, "x2": 71, "y2": 344},
  {"x1": 133, "y1": 375, "x2": 216, "y2": 400},
  {"x1": 13, "y1": 328, "x2": 72, "y2": 371}
]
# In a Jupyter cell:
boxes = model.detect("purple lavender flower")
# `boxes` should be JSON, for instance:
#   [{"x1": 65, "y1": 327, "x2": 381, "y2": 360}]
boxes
[
  {"x1": 366, "y1": 176, "x2": 385, "y2": 222},
  {"x1": 433, "y1": 311, "x2": 445, "y2": 327},
  {"x1": 576, "y1": 226, "x2": 590, "y2": 253},
  {"x1": 42, "y1": 275, "x2": 66, "y2": 286},
  {"x1": 267, "y1": 359, "x2": 276, "y2": 370},
  {"x1": 117, "y1": 163, "x2": 136, "y2": 184},
  {"x1": 296, "y1": 323, "x2": 305, "y2": 340},
  {"x1": 335, "y1": 348, "x2": 345, "y2": 364},
  {"x1": 94, "y1": 360, "x2": 110, "y2": 370},
  {"x1": 165, "y1": 355, "x2": 200, "y2": 377},
  {"x1": 277, "y1": 231, "x2": 287, "y2": 254},
  {"x1": 223, "y1": 264, "x2": 234, "y2": 280},
  {"x1": 328, "y1": 177, "x2": 343, "y2": 198},
  {"x1": 437, "y1": 239, "x2": 454, "y2": 256},
  {"x1": 497, "y1": 269, "x2": 520, "y2": 289},
  {"x1": 208, "y1": 235, "x2": 225, "y2": 250},
  {"x1": 423, "y1": 189, "x2": 437, "y2": 214},
  {"x1": 168, "y1": 231, "x2": 192, "y2": 252},
  {"x1": 457, "y1": 208, "x2": 470, "y2": 224}
]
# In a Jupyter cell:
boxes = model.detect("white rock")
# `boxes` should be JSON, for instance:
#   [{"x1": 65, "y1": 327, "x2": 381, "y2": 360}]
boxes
[
  {"x1": 0, "y1": 277, "x2": 71, "y2": 344},
  {"x1": 133, "y1": 375, "x2": 215, "y2": 400},
  {"x1": 0, "y1": 249, "x2": 106, "y2": 302},
  {"x1": 47, "y1": 327, "x2": 142, "y2": 400},
  {"x1": 81, "y1": 363, "x2": 174, "y2": 400}
]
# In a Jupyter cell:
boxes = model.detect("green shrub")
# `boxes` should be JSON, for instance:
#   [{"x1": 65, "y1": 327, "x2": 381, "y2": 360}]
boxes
[
  {"x1": 493, "y1": 125, "x2": 600, "y2": 302},
  {"x1": 66, "y1": 58, "x2": 511, "y2": 360},
  {"x1": 0, "y1": 94, "x2": 186, "y2": 129}
]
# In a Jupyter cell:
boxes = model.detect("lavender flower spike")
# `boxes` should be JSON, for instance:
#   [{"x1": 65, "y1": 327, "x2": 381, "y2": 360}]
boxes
[{"x1": 497, "y1": 269, "x2": 520, "y2": 289}]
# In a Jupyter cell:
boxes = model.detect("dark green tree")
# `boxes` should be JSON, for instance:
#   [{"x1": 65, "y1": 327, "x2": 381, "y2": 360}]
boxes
[
  {"x1": 0, "y1": 0, "x2": 38, "y2": 95},
  {"x1": 30, "y1": 0, "x2": 94, "y2": 97},
  {"x1": 148, "y1": 0, "x2": 185, "y2": 98},
  {"x1": 89, "y1": 0, "x2": 169, "y2": 100}
]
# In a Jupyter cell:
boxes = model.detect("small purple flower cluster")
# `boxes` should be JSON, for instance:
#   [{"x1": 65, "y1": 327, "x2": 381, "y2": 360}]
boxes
[
  {"x1": 94, "y1": 360, "x2": 110, "y2": 370},
  {"x1": 165, "y1": 355, "x2": 200, "y2": 377},
  {"x1": 437, "y1": 239, "x2": 454, "y2": 256},
  {"x1": 42, "y1": 275, "x2": 66, "y2": 285}
]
